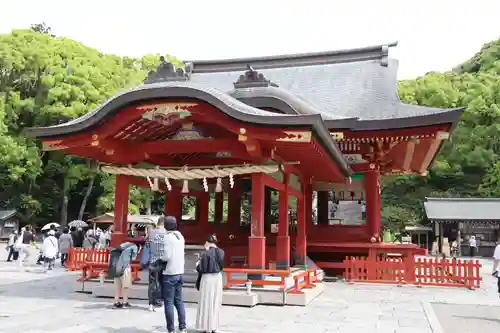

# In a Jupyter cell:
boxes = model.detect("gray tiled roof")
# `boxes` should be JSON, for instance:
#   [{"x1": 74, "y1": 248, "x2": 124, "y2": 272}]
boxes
[
  {"x1": 424, "y1": 198, "x2": 500, "y2": 221},
  {"x1": 0, "y1": 210, "x2": 17, "y2": 220},
  {"x1": 189, "y1": 58, "x2": 453, "y2": 121}
]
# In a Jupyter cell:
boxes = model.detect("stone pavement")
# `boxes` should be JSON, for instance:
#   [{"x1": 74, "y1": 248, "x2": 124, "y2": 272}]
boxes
[
  {"x1": 1, "y1": 247, "x2": 499, "y2": 333},
  {"x1": 431, "y1": 303, "x2": 500, "y2": 333}
]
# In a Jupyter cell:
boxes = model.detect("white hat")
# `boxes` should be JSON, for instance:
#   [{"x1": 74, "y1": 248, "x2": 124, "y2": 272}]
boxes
[{"x1": 48, "y1": 230, "x2": 55, "y2": 236}]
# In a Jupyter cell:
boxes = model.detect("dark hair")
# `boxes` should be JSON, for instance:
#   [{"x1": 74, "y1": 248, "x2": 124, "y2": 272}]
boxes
[
  {"x1": 24, "y1": 225, "x2": 31, "y2": 231},
  {"x1": 70, "y1": 226, "x2": 76, "y2": 232},
  {"x1": 163, "y1": 216, "x2": 177, "y2": 231},
  {"x1": 62, "y1": 227, "x2": 69, "y2": 234},
  {"x1": 50, "y1": 224, "x2": 56, "y2": 230},
  {"x1": 206, "y1": 234, "x2": 217, "y2": 244}
]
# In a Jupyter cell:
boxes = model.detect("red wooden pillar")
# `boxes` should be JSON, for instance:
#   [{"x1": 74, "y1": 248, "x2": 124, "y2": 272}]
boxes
[
  {"x1": 365, "y1": 169, "x2": 381, "y2": 238},
  {"x1": 276, "y1": 172, "x2": 290, "y2": 269},
  {"x1": 110, "y1": 175, "x2": 129, "y2": 248},
  {"x1": 165, "y1": 187, "x2": 182, "y2": 221},
  {"x1": 214, "y1": 192, "x2": 224, "y2": 223},
  {"x1": 295, "y1": 185, "x2": 308, "y2": 267},
  {"x1": 249, "y1": 173, "x2": 266, "y2": 270},
  {"x1": 228, "y1": 178, "x2": 241, "y2": 226}
]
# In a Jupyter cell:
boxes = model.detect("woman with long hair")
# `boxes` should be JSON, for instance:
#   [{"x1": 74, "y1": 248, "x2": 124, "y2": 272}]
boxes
[{"x1": 196, "y1": 234, "x2": 224, "y2": 333}]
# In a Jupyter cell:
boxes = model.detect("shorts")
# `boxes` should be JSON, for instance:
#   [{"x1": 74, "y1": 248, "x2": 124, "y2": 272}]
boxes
[{"x1": 114, "y1": 267, "x2": 132, "y2": 289}]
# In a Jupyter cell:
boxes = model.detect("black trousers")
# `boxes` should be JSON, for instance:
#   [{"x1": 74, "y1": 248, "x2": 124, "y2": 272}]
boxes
[
  {"x1": 469, "y1": 246, "x2": 476, "y2": 257},
  {"x1": 7, "y1": 246, "x2": 18, "y2": 261},
  {"x1": 60, "y1": 253, "x2": 68, "y2": 266},
  {"x1": 497, "y1": 277, "x2": 500, "y2": 294},
  {"x1": 148, "y1": 268, "x2": 163, "y2": 305}
]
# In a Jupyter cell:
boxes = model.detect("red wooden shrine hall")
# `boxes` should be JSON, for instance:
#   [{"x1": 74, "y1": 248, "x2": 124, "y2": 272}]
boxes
[{"x1": 25, "y1": 43, "x2": 463, "y2": 272}]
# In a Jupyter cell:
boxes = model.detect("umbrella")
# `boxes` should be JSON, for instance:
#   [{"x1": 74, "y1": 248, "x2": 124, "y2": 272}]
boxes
[
  {"x1": 41, "y1": 222, "x2": 60, "y2": 231},
  {"x1": 68, "y1": 220, "x2": 88, "y2": 228}
]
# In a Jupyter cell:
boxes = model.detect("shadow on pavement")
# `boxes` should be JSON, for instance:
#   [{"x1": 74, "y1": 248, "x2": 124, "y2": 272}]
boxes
[
  {"x1": 0, "y1": 273, "x2": 98, "y2": 302},
  {"x1": 455, "y1": 315, "x2": 500, "y2": 324}
]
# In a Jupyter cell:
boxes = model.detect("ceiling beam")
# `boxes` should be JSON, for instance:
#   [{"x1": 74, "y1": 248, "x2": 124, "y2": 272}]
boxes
[
  {"x1": 98, "y1": 138, "x2": 250, "y2": 156},
  {"x1": 402, "y1": 139, "x2": 418, "y2": 171},
  {"x1": 418, "y1": 131, "x2": 450, "y2": 174}
]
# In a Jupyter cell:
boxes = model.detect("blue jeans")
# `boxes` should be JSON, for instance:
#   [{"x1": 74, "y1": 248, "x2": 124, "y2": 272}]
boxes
[{"x1": 162, "y1": 274, "x2": 186, "y2": 332}]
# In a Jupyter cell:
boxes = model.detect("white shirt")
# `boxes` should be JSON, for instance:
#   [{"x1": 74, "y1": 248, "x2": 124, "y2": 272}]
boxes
[
  {"x1": 42, "y1": 235, "x2": 59, "y2": 259},
  {"x1": 493, "y1": 244, "x2": 500, "y2": 272},
  {"x1": 161, "y1": 231, "x2": 185, "y2": 275},
  {"x1": 469, "y1": 238, "x2": 477, "y2": 247}
]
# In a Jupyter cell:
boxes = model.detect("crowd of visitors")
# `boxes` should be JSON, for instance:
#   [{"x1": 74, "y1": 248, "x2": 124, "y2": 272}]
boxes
[
  {"x1": 5, "y1": 223, "x2": 111, "y2": 269},
  {"x1": 4, "y1": 216, "x2": 225, "y2": 332},
  {"x1": 108, "y1": 215, "x2": 224, "y2": 333}
]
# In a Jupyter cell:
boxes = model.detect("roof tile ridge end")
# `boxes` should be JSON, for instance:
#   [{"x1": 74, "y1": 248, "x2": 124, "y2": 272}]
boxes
[{"x1": 188, "y1": 42, "x2": 398, "y2": 73}]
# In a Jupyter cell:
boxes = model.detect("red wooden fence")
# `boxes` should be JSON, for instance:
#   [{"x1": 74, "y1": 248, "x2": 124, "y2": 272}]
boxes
[{"x1": 344, "y1": 256, "x2": 482, "y2": 289}]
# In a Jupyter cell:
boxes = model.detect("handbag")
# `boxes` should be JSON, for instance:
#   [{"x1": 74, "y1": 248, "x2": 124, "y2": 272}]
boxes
[
  {"x1": 140, "y1": 245, "x2": 151, "y2": 268},
  {"x1": 196, "y1": 248, "x2": 223, "y2": 291}
]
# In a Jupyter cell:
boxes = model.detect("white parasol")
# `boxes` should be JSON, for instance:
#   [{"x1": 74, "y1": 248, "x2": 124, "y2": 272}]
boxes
[
  {"x1": 68, "y1": 220, "x2": 88, "y2": 228},
  {"x1": 41, "y1": 222, "x2": 60, "y2": 231}
]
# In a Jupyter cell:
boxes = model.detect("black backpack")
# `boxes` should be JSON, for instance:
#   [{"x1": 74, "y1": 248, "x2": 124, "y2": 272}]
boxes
[{"x1": 107, "y1": 248, "x2": 123, "y2": 279}]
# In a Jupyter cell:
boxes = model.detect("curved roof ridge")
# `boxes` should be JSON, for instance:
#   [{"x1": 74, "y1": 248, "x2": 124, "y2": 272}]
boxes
[
  {"x1": 188, "y1": 42, "x2": 398, "y2": 73},
  {"x1": 229, "y1": 86, "x2": 347, "y2": 119}
]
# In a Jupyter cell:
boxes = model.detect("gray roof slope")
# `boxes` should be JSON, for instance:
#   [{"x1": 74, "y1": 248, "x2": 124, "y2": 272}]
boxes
[
  {"x1": 0, "y1": 210, "x2": 17, "y2": 220},
  {"x1": 424, "y1": 198, "x2": 500, "y2": 221},
  {"x1": 187, "y1": 44, "x2": 462, "y2": 123}
]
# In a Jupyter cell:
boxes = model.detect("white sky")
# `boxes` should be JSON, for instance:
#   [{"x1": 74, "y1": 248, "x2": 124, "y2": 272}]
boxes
[{"x1": 2, "y1": 0, "x2": 499, "y2": 79}]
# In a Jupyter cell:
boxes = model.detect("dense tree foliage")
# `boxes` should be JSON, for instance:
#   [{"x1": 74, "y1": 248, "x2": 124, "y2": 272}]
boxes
[
  {"x1": 2, "y1": 27, "x2": 500, "y2": 231},
  {"x1": 0, "y1": 28, "x2": 181, "y2": 225}
]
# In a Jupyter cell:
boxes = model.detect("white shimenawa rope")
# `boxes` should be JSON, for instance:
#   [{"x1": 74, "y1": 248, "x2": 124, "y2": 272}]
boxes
[{"x1": 100, "y1": 164, "x2": 280, "y2": 180}]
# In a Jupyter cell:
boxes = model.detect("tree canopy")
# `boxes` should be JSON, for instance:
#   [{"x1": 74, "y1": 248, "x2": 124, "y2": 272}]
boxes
[
  {"x1": 0, "y1": 28, "x2": 181, "y2": 225},
  {"x1": 2, "y1": 26, "x2": 500, "y2": 231}
]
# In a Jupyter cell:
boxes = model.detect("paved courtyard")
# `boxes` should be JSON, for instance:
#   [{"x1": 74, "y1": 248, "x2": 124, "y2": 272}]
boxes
[{"x1": 0, "y1": 247, "x2": 499, "y2": 333}]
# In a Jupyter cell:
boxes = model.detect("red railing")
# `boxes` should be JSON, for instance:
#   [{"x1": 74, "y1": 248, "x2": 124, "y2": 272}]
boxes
[
  {"x1": 414, "y1": 257, "x2": 482, "y2": 289},
  {"x1": 66, "y1": 248, "x2": 90, "y2": 271},
  {"x1": 223, "y1": 268, "x2": 320, "y2": 294},
  {"x1": 289, "y1": 269, "x2": 317, "y2": 294},
  {"x1": 344, "y1": 256, "x2": 482, "y2": 289},
  {"x1": 224, "y1": 268, "x2": 290, "y2": 291},
  {"x1": 67, "y1": 248, "x2": 141, "y2": 282}
]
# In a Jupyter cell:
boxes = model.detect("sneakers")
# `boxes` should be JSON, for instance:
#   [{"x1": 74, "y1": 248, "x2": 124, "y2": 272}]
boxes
[{"x1": 113, "y1": 302, "x2": 123, "y2": 309}]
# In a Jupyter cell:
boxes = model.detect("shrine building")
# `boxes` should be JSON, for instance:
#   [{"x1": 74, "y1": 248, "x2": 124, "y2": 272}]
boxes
[{"x1": 25, "y1": 43, "x2": 463, "y2": 272}]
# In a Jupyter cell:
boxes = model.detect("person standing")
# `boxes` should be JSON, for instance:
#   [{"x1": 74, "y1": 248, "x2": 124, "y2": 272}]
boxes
[
  {"x1": 18, "y1": 225, "x2": 35, "y2": 267},
  {"x1": 196, "y1": 235, "x2": 225, "y2": 333},
  {"x1": 161, "y1": 216, "x2": 187, "y2": 333},
  {"x1": 71, "y1": 227, "x2": 84, "y2": 248},
  {"x1": 58, "y1": 227, "x2": 73, "y2": 267},
  {"x1": 146, "y1": 220, "x2": 167, "y2": 312},
  {"x1": 493, "y1": 239, "x2": 500, "y2": 298},
  {"x1": 42, "y1": 230, "x2": 59, "y2": 271},
  {"x1": 83, "y1": 230, "x2": 97, "y2": 248},
  {"x1": 469, "y1": 235, "x2": 477, "y2": 257},
  {"x1": 6, "y1": 230, "x2": 19, "y2": 262},
  {"x1": 109, "y1": 242, "x2": 138, "y2": 308}
]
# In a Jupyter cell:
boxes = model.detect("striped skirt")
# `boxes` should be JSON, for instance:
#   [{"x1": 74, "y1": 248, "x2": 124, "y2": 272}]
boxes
[{"x1": 196, "y1": 272, "x2": 223, "y2": 332}]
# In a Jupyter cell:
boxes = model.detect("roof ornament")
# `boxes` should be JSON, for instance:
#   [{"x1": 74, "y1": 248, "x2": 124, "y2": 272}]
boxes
[
  {"x1": 144, "y1": 56, "x2": 192, "y2": 84},
  {"x1": 233, "y1": 64, "x2": 278, "y2": 89},
  {"x1": 380, "y1": 45, "x2": 389, "y2": 67}
]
